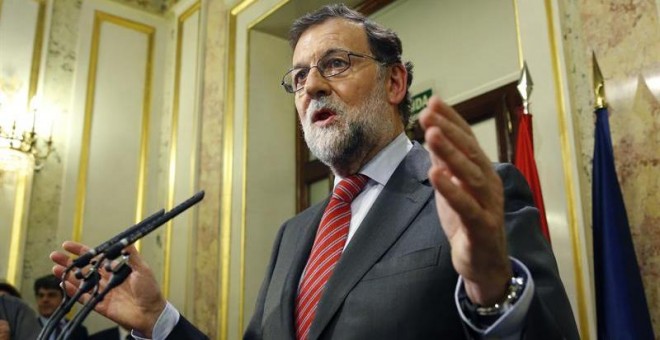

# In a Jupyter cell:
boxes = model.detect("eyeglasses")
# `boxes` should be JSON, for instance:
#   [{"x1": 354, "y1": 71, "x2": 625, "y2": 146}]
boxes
[{"x1": 281, "y1": 49, "x2": 381, "y2": 93}]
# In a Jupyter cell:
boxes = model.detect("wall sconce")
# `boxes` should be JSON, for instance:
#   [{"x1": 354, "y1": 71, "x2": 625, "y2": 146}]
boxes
[{"x1": 0, "y1": 95, "x2": 54, "y2": 170}]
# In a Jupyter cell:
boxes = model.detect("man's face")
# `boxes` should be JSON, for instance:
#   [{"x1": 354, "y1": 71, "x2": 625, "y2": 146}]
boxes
[
  {"x1": 292, "y1": 19, "x2": 399, "y2": 170},
  {"x1": 36, "y1": 288, "x2": 63, "y2": 318}
]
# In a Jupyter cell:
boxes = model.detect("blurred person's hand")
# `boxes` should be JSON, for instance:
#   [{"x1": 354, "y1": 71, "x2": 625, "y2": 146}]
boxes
[{"x1": 0, "y1": 320, "x2": 10, "y2": 340}]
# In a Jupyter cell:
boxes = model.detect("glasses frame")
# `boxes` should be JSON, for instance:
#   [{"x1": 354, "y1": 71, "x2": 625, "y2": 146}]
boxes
[{"x1": 281, "y1": 49, "x2": 381, "y2": 93}]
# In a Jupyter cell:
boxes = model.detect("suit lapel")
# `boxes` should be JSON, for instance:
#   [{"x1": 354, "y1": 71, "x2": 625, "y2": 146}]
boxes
[
  {"x1": 308, "y1": 143, "x2": 433, "y2": 339},
  {"x1": 275, "y1": 198, "x2": 329, "y2": 338}
]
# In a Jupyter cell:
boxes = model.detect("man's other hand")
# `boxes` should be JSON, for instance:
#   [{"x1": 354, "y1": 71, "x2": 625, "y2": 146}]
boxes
[{"x1": 419, "y1": 96, "x2": 512, "y2": 306}]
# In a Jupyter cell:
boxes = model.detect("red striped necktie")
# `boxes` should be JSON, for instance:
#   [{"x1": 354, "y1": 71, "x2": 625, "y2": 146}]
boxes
[{"x1": 295, "y1": 174, "x2": 369, "y2": 340}]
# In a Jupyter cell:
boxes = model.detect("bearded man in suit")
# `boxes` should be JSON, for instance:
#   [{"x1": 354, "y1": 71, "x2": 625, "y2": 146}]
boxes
[{"x1": 51, "y1": 4, "x2": 579, "y2": 340}]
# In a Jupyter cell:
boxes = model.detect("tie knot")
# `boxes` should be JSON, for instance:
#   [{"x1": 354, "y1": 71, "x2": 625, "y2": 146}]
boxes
[{"x1": 333, "y1": 174, "x2": 369, "y2": 203}]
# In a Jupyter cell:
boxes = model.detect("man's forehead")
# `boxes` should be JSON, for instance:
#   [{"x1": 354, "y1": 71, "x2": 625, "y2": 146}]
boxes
[{"x1": 292, "y1": 18, "x2": 368, "y2": 63}]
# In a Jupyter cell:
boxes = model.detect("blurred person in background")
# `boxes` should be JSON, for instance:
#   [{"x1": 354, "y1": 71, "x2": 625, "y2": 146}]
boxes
[{"x1": 34, "y1": 274, "x2": 88, "y2": 340}]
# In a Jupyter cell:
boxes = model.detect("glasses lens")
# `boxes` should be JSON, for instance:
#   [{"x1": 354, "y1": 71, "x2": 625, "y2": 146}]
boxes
[
  {"x1": 281, "y1": 72, "x2": 294, "y2": 93},
  {"x1": 318, "y1": 51, "x2": 351, "y2": 78},
  {"x1": 282, "y1": 68, "x2": 307, "y2": 93},
  {"x1": 281, "y1": 51, "x2": 355, "y2": 93}
]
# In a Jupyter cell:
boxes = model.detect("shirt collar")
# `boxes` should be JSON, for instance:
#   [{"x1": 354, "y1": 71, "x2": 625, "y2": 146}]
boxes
[{"x1": 334, "y1": 132, "x2": 412, "y2": 186}]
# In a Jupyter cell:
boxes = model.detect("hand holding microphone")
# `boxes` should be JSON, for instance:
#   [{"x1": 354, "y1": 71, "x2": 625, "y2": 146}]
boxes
[
  {"x1": 38, "y1": 208, "x2": 167, "y2": 340},
  {"x1": 49, "y1": 191, "x2": 204, "y2": 337}
]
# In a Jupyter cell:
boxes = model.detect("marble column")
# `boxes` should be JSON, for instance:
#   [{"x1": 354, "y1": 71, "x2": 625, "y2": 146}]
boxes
[{"x1": 190, "y1": 0, "x2": 229, "y2": 337}]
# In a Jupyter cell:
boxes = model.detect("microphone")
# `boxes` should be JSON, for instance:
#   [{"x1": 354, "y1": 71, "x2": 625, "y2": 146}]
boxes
[
  {"x1": 103, "y1": 190, "x2": 205, "y2": 261},
  {"x1": 56, "y1": 191, "x2": 205, "y2": 339},
  {"x1": 40, "y1": 209, "x2": 166, "y2": 339},
  {"x1": 71, "y1": 209, "x2": 166, "y2": 268}
]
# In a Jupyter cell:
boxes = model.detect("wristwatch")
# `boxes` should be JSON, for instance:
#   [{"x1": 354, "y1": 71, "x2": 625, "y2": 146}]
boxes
[
  {"x1": 459, "y1": 275, "x2": 526, "y2": 326},
  {"x1": 475, "y1": 276, "x2": 525, "y2": 316}
]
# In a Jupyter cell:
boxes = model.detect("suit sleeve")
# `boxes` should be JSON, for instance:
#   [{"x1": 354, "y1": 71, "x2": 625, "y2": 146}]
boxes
[
  {"x1": 243, "y1": 223, "x2": 286, "y2": 340},
  {"x1": 166, "y1": 316, "x2": 209, "y2": 340},
  {"x1": 496, "y1": 163, "x2": 580, "y2": 340}
]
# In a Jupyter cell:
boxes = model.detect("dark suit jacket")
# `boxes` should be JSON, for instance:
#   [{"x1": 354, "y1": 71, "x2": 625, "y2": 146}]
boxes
[
  {"x1": 167, "y1": 316, "x2": 207, "y2": 339},
  {"x1": 38, "y1": 316, "x2": 89, "y2": 340},
  {"x1": 89, "y1": 327, "x2": 134, "y2": 340},
  {"x1": 172, "y1": 143, "x2": 580, "y2": 339}
]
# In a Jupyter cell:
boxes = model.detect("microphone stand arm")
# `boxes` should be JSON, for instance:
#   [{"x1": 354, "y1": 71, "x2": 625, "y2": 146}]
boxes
[
  {"x1": 37, "y1": 265, "x2": 101, "y2": 340},
  {"x1": 57, "y1": 254, "x2": 132, "y2": 340}
]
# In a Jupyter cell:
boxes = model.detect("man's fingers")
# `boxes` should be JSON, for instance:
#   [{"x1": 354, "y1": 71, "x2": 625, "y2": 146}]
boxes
[
  {"x1": 424, "y1": 126, "x2": 487, "y2": 195},
  {"x1": 62, "y1": 241, "x2": 91, "y2": 256},
  {"x1": 428, "y1": 166, "x2": 483, "y2": 227},
  {"x1": 123, "y1": 244, "x2": 147, "y2": 269},
  {"x1": 50, "y1": 250, "x2": 73, "y2": 267}
]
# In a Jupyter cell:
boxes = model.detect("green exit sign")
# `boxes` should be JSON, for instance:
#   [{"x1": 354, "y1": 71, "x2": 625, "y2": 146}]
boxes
[{"x1": 411, "y1": 88, "x2": 433, "y2": 116}]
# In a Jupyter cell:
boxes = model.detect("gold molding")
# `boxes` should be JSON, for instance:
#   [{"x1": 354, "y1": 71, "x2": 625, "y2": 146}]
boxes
[
  {"x1": 543, "y1": 1, "x2": 590, "y2": 339},
  {"x1": 163, "y1": 0, "x2": 201, "y2": 300},
  {"x1": 28, "y1": 0, "x2": 47, "y2": 104},
  {"x1": 184, "y1": 0, "x2": 202, "y2": 313},
  {"x1": 73, "y1": 11, "x2": 155, "y2": 243},
  {"x1": 219, "y1": 6, "x2": 239, "y2": 340},
  {"x1": 246, "y1": 0, "x2": 289, "y2": 30},
  {"x1": 7, "y1": 160, "x2": 31, "y2": 285},
  {"x1": 239, "y1": 28, "x2": 250, "y2": 340},
  {"x1": 512, "y1": 0, "x2": 523, "y2": 69},
  {"x1": 231, "y1": 0, "x2": 257, "y2": 16},
  {"x1": 7, "y1": 172, "x2": 27, "y2": 284}
]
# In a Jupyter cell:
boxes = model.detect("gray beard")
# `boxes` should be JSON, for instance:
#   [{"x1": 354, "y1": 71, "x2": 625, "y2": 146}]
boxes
[{"x1": 301, "y1": 84, "x2": 393, "y2": 172}]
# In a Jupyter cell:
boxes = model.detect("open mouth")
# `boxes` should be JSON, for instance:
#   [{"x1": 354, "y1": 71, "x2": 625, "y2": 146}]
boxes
[{"x1": 311, "y1": 108, "x2": 337, "y2": 125}]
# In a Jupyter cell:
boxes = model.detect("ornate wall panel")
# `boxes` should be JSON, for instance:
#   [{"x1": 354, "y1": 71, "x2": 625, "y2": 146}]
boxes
[{"x1": 57, "y1": 0, "x2": 168, "y2": 333}]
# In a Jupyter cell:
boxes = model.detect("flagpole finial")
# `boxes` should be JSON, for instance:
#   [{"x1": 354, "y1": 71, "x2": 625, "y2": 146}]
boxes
[
  {"x1": 516, "y1": 61, "x2": 533, "y2": 114},
  {"x1": 593, "y1": 52, "x2": 608, "y2": 109}
]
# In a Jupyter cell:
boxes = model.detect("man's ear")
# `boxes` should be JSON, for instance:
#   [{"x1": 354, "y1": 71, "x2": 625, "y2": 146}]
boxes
[{"x1": 386, "y1": 63, "x2": 408, "y2": 106}]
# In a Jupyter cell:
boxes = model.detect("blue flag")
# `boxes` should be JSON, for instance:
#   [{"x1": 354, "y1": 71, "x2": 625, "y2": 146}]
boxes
[{"x1": 592, "y1": 107, "x2": 654, "y2": 339}]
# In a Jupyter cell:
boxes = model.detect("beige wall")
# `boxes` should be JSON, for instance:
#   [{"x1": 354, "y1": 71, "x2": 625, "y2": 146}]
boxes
[{"x1": 242, "y1": 28, "x2": 295, "y2": 334}]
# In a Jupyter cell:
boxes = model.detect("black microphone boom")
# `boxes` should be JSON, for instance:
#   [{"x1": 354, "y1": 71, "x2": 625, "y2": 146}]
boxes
[
  {"x1": 71, "y1": 209, "x2": 166, "y2": 268},
  {"x1": 104, "y1": 190, "x2": 205, "y2": 260},
  {"x1": 44, "y1": 191, "x2": 205, "y2": 340}
]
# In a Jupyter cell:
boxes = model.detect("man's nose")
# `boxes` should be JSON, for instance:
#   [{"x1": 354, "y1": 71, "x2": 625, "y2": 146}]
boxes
[{"x1": 303, "y1": 67, "x2": 330, "y2": 98}]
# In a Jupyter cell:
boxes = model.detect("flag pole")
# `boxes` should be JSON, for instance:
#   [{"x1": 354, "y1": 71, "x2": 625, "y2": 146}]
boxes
[
  {"x1": 516, "y1": 61, "x2": 533, "y2": 115},
  {"x1": 513, "y1": 62, "x2": 551, "y2": 242},
  {"x1": 592, "y1": 52, "x2": 607, "y2": 110}
]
